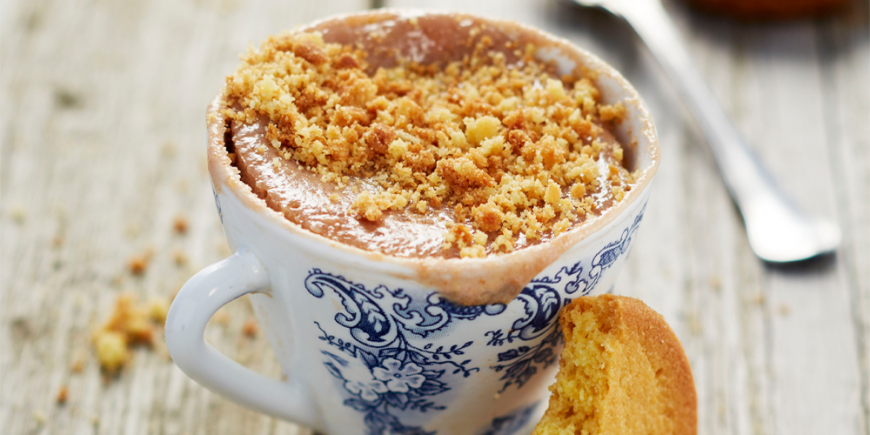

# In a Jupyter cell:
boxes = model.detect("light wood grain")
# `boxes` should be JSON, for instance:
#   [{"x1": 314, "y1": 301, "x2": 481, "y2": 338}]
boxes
[{"x1": 1, "y1": 0, "x2": 867, "y2": 434}]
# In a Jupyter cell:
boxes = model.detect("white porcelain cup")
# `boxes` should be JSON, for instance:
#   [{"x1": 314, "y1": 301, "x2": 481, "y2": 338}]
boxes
[{"x1": 165, "y1": 11, "x2": 659, "y2": 435}]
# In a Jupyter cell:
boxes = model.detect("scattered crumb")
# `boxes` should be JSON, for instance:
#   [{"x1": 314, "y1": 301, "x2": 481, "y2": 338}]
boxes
[
  {"x1": 708, "y1": 275, "x2": 722, "y2": 292},
  {"x1": 161, "y1": 140, "x2": 177, "y2": 158},
  {"x1": 147, "y1": 299, "x2": 170, "y2": 324},
  {"x1": 93, "y1": 330, "x2": 130, "y2": 373},
  {"x1": 92, "y1": 293, "x2": 171, "y2": 373},
  {"x1": 52, "y1": 235, "x2": 64, "y2": 248},
  {"x1": 172, "y1": 249, "x2": 188, "y2": 266},
  {"x1": 9, "y1": 205, "x2": 26, "y2": 223},
  {"x1": 128, "y1": 255, "x2": 148, "y2": 276},
  {"x1": 33, "y1": 411, "x2": 46, "y2": 425},
  {"x1": 751, "y1": 292, "x2": 765, "y2": 306},
  {"x1": 598, "y1": 102, "x2": 626, "y2": 123},
  {"x1": 777, "y1": 304, "x2": 790, "y2": 317},
  {"x1": 173, "y1": 215, "x2": 188, "y2": 234},
  {"x1": 70, "y1": 355, "x2": 85, "y2": 373},
  {"x1": 56, "y1": 385, "x2": 68, "y2": 404},
  {"x1": 175, "y1": 179, "x2": 190, "y2": 193},
  {"x1": 242, "y1": 319, "x2": 258, "y2": 337}
]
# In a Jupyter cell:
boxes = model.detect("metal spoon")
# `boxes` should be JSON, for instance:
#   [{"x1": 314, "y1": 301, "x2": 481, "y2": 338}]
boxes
[{"x1": 570, "y1": 0, "x2": 840, "y2": 262}]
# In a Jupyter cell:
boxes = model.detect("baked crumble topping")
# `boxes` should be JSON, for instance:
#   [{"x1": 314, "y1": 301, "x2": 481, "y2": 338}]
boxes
[{"x1": 222, "y1": 31, "x2": 636, "y2": 257}]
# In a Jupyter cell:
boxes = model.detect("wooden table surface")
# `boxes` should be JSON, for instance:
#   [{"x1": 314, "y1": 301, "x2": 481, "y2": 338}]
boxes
[{"x1": 1, "y1": 0, "x2": 867, "y2": 433}]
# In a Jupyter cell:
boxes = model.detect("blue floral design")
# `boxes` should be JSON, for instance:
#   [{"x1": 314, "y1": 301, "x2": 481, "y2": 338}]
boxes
[
  {"x1": 478, "y1": 402, "x2": 540, "y2": 435},
  {"x1": 374, "y1": 358, "x2": 426, "y2": 393},
  {"x1": 308, "y1": 271, "x2": 502, "y2": 435},
  {"x1": 486, "y1": 202, "x2": 647, "y2": 393},
  {"x1": 485, "y1": 282, "x2": 569, "y2": 393}
]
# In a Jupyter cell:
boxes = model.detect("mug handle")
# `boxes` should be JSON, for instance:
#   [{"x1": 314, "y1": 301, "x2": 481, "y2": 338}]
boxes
[{"x1": 165, "y1": 247, "x2": 319, "y2": 427}]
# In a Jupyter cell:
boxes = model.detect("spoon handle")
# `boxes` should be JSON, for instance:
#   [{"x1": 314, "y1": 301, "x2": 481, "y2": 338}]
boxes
[{"x1": 614, "y1": 1, "x2": 839, "y2": 261}]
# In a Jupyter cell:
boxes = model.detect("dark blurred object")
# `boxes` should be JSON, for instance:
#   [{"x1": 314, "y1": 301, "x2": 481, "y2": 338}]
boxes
[{"x1": 684, "y1": 0, "x2": 849, "y2": 20}]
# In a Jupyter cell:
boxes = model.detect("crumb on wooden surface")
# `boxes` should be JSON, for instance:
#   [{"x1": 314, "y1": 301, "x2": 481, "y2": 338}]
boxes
[
  {"x1": 172, "y1": 249, "x2": 188, "y2": 266},
  {"x1": 708, "y1": 275, "x2": 722, "y2": 291},
  {"x1": 128, "y1": 255, "x2": 149, "y2": 276},
  {"x1": 752, "y1": 292, "x2": 765, "y2": 306},
  {"x1": 92, "y1": 293, "x2": 171, "y2": 373},
  {"x1": 70, "y1": 357, "x2": 84, "y2": 373},
  {"x1": 147, "y1": 299, "x2": 170, "y2": 324},
  {"x1": 56, "y1": 385, "x2": 68, "y2": 404},
  {"x1": 93, "y1": 330, "x2": 129, "y2": 373},
  {"x1": 242, "y1": 319, "x2": 258, "y2": 337},
  {"x1": 173, "y1": 214, "x2": 188, "y2": 234},
  {"x1": 9, "y1": 205, "x2": 26, "y2": 223},
  {"x1": 161, "y1": 140, "x2": 177, "y2": 158}
]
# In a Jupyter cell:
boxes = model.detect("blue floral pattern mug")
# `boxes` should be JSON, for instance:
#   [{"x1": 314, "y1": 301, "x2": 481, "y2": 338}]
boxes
[{"x1": 166, "y1": 10, "x2": 659, "y2": 435}]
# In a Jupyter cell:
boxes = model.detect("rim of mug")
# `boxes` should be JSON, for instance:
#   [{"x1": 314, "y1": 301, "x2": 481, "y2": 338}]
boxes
[{"x1": 206, "y1": 9, "x2": 660, "y2": 305}]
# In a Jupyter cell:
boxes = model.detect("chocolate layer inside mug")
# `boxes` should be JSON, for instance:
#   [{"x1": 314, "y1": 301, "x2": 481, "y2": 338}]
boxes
[{"x1": 222, "y1": 12, "x2": 642, "y2": 260}]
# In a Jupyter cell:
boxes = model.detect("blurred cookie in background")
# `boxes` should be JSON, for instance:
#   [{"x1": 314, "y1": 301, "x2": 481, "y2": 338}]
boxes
[{"x1": 684, "y1": 0, "x2": 850, "y2": 20}]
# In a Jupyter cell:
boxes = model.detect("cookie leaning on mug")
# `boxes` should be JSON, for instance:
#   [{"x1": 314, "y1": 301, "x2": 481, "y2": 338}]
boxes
[{"x1": 532, "y1": 295, "x2": 697, "y2": 435}]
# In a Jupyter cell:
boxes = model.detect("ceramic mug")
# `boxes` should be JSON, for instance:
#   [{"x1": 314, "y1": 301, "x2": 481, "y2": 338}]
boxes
[{"x1": 165, "y1": 11, "x2": 659, "y2": 435}]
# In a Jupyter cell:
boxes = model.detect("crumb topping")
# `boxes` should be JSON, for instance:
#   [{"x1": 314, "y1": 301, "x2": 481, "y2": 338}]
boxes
[{"x1": 222, "y1": 31, "x2": 636, "y2": 256}]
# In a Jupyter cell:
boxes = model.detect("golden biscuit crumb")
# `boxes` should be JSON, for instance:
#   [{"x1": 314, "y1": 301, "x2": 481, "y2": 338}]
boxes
[
  {"x1": 212, "y1": 310, "x2": 231, "y2": 326},
  {"x1": 92, "y1": 294, "x2": 171, "y2": 374},
  {"x1": 147, "y1": 299, "x2": 170, "y2": 325},
  {"x1": 599, "y1": 102, "x2": 626, "y2": 123},
  {"x1": 172, "y1": 249, "x2": 188, "y2": 266},
  {"x1": 56, "y1": 385, "x2": 68, "y2": 404},
  {"x1": 460, "y1": 245, "x2": 486, "y2": 258},
  {"x1": 9, "y1": 204, "x2": 26, "y2": 223},
  {"x1": 173, "y1": 215, "x2": 188, "y2": 234},
  {"x1": 242, "y1": 319, "x2": 258, "y2": 337},
  {"x1": 70, "y1": 357, "x2": 84, "y2": 373},
  {"x1": 128, "y1": 255, "x2": 148, "y2": 276},
  {"x1": 93, "y1": 330, "x2": 129, "y2": 373}
]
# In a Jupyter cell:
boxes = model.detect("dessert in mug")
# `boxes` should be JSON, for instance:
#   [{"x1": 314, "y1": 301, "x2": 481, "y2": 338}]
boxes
[
  {"x1": 221, "y1": 17, "x2": 638, "y2": 259},
  {"x1": 168, "y1": 11, "x2": 667, "y2": 435}
]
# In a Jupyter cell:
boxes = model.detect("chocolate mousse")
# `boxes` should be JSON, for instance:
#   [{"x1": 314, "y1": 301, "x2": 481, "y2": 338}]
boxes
[{"x1": 221, "y1": 14, "x2": 639, "y2": 259}]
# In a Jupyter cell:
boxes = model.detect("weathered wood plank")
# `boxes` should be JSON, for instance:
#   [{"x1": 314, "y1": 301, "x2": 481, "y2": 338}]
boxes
[
  {"x1": 730, "y1": 17, "x2": 863, "y2": 435},
  {"x1": 818, "y1": 8, "x2": 870, "y2": 433},
  {"x1": 0, "y1": 0, "x2": 367, "y2": 434}
]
